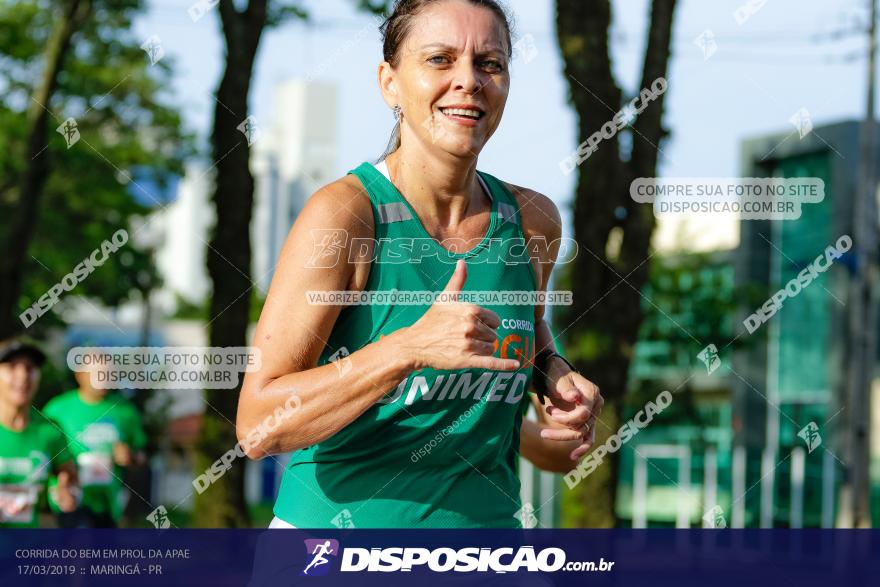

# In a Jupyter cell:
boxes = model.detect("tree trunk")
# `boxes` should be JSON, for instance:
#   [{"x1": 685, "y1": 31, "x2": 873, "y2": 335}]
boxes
[
  {"x1": 555, "y1": 0, "x2": 677, "y2": 527},
  {"x1": 0, "y1": 0, "x2": 89, "y2": 338},
  {"x1": 193, "y1": 0, "x2": 267, "y2": 528}
]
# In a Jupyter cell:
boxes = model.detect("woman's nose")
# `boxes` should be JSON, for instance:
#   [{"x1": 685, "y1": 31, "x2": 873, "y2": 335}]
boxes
[{"x1": 452, "y1": 59, "x2": 484, "y2": 94}]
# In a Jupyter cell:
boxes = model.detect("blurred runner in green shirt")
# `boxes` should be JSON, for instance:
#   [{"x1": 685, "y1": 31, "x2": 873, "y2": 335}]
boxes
[
  {"x1": 44, "y1": 355, "x2": 146, "y2": 527},
  {"x1": 0, "y1": 338, "x2": 79, "y2": 528}
]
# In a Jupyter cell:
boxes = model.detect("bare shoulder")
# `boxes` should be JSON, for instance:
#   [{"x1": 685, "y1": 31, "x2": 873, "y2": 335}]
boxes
[
  {"x1": 499, "y1": 181, "x2": 563, "y2": 295},
  {"x1": 276, "y1": 174, "x2": 375, "y2": 292},
  {"x1": 501, "y1": 181, "x2": 562, "y2": 243},
  {"x1": 297, "y1": 174, "x2": 374, "y2": 239}
]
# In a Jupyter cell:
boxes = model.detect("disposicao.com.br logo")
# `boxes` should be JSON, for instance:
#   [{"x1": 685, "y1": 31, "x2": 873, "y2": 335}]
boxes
[{"x1": 300, "y1": 540, "x2": 615, "y2": 575}]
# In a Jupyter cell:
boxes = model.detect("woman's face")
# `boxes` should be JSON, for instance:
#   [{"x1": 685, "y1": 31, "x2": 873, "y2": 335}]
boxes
[{"x1": 381, "y1": 0, "x2": 510, "y2": 158}]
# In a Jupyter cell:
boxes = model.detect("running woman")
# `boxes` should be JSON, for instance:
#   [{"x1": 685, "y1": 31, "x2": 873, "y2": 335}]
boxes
[
  {"x1": 0, "y1": 339, "x2": 79, "y2": 528},
  {"x1": 237, "y1": 0, "x2": 603, "y2": 528}
]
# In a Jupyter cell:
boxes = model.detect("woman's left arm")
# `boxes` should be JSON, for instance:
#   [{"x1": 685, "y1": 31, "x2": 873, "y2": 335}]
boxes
[
  {"x1": 508, "y1": 183, "x2": 605, "y2": 462},
  {"x1": 533, "y1": 316, "x2": 603, "y2": 460}
]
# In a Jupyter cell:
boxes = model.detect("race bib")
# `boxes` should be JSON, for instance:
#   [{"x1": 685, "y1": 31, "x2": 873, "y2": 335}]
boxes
[
  {"x1": 0, "y1": 484, "x2": 38, "y2": 524},
  {"x1": 77, "y1": 452, "x2": 113, "y2": 486}
]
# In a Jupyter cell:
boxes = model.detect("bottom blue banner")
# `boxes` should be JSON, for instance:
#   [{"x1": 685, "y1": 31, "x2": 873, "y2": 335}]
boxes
[{"x1": 0, "y1": 530, "x2": 877, "y2": 586}]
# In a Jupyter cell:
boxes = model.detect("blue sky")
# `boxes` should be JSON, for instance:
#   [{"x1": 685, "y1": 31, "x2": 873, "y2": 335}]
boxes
[{"x1": 137, "y1": 0, "x2": 876, "y2": 248}]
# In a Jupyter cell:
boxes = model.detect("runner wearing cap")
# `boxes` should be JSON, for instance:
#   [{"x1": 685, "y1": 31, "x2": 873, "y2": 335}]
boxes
[{"x1": 0, "y1": 339, "x2": 80, "y2": 527}]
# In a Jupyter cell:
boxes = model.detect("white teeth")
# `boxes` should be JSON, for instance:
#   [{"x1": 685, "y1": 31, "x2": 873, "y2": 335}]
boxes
[{"x1": 441, "y1": 108, "x2": 482, "y2": 119}]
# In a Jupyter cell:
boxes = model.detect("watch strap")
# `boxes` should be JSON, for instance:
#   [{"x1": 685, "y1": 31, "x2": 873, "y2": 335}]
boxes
[{"x1": 532, "y1": 349, "x2": 578, "y2": 405}]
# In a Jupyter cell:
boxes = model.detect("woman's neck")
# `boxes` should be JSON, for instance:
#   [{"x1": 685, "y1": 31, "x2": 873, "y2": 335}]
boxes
[
  {"x1": 385, "y1": 142, "x2": 484, "y2": 227},
  {"x1": 0, "y1": 400, "x2": 29, "y2": 431}
]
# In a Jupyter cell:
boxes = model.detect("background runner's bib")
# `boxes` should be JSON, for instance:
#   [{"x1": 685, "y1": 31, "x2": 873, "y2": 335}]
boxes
[
  {"x1": 43, "y1": 390, "x2": 147, "y2": 520},
  {"x1": 0, "y1": 484, "x2": 39, "y2": 524},
  {"x1": 77, "y1": 452, "x2": 114, "y2": 486},
  {"x1": 0, "y1": 410, "x2": 70, "y2": 528},
  {"x1": 273, "y1": 162, "x2": 538, "y2": 528}
]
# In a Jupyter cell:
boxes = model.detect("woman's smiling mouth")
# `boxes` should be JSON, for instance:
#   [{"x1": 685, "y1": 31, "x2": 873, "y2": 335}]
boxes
[{"x1": 438, "y1": 105, "x2": 485, "y2": 126}]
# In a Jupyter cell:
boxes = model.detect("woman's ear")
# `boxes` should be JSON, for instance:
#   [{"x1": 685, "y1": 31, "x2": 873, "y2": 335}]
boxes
[{"x1": 378, "y1": 61, "x2": 399, "y2": 109}]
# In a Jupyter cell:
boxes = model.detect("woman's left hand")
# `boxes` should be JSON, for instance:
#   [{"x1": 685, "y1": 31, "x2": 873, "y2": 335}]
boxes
[{"x1": 539, "y1": 360, "x2": 604, "y2": 461}]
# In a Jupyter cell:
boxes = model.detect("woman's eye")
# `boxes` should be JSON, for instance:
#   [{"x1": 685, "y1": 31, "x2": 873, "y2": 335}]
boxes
[
  {"x1": 428, "y1": 55, "x2": 450, "y2": 65},
  {"x1": 481, "y1": 60, "x2": 505, "y2": 73}
]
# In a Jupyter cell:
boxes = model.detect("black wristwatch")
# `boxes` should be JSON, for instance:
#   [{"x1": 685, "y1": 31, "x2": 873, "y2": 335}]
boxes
[{"x1": 532, "y1": 349, "x2": 578, "y2": 405}]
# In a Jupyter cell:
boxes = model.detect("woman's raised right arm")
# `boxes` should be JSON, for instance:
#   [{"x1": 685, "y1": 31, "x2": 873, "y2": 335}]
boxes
[
  {"x1": 236, "y1": 178, "x2": 520, "y2": 459},
  {"x1": 236, "y1": 178, "x2": 416, "y2": 458}
]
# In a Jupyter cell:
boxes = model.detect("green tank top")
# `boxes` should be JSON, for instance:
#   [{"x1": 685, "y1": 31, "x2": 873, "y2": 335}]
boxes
[{"x1": 273, "y1": 161, "x2": 538, "y2": 528}]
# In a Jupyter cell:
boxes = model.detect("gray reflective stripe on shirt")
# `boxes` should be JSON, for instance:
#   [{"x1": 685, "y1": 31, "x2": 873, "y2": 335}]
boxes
[
  {"x1": 377, "y1": 202, "x2": 413, "y2": 224},
  {"x1": 498, "y1": 202, "x2": 517, "y2": 224},
  {"x1": 373, "y1": 160, "x2": 505, "y2": 224}
]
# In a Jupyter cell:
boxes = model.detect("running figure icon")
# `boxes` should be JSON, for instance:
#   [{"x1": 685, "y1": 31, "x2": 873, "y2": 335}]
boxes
[{"x1": 303, "y1": 540, "x2": 335, "y2": 575}]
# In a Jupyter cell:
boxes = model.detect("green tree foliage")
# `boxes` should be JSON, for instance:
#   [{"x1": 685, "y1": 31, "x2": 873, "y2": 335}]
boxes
[{"x1": 0, "y1": 0, "x2": 190, "y2": 337}]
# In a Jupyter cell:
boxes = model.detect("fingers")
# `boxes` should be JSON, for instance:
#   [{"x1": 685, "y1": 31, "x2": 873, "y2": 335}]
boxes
[
  {"x1": 545, "y1": 394, "x2": 601, "y2": 461},
  {"x1": 424, "y1": 260, "x2": 526, "y2": 372},
  {"x1": 541, "y1": 383, "x2": 602, "y2": 461},
  {"x1": 468, "y1": 355, "x2": 520, "y2": 372},
  {"x1": 456, "y1": 305, "x2": 499, "y2": 345},
  {"x1": 436, "y1": 261, "x2": 499, "y2": 329},
  {"x1": 468, "y1": 318, "x2": 498, "y2": 343},
  {"x1": 559, "y1": 388, "x2": 582, "y2": 405},
  {"x1": 114, "y1": 442, "x2": 132, "y2": 465},
  {"x1": 463, "y1": 326, "x2": 517, "y2": 370},
  {"x1": 547, "y1": 376, "x2": 604, "y2": 423},
  {"x1": 53, "y1": 471, "x2": 76, "y2": 512},
  {"x1": 473, "y1": 306, "x2": 501, "y2": 329},
  {"x1": 539, "y1": 426, "x2": 583, "y2": 441},
  {"x1": 465, "y1": 340, "x2": 496, "y2": 358},
  {"x1": 559, "y1": 380, "x2": 601, "y2": 407},
  {"x1": 570, "y1": 440, "x2": 593, "y2": 461},
  {"x1": 546, "y1": 403, "x2": 593, "y2": 427},
  {"x1": 442, "y1": 259, "x2": 468, "y2": 296},
  {"x1": 539, "y1": 422, "x2": 595, "y2": 460},
  {"x1": 570, "y1": 418, "x2": 597, "y2": 460},
  {"x1": 57, "y1": 471, "x2": 70, "y2": 487}
]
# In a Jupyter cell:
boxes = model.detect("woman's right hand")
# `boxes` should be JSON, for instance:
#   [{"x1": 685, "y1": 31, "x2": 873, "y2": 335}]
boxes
[{"x1": 401, "y1": 259, "x2": 521, "y2": 372}]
